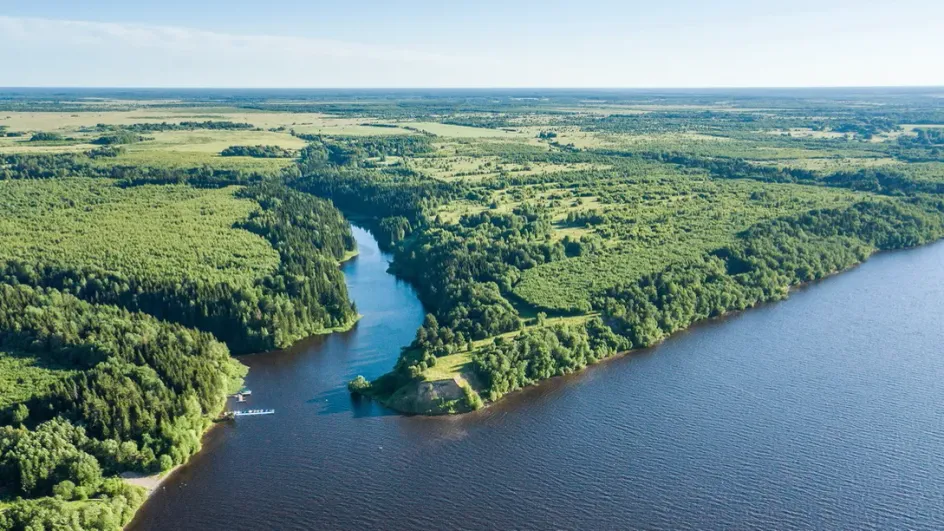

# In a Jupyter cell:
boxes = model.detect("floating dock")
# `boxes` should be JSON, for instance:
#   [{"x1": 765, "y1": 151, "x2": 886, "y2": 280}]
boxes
[{"x1": 232, "y1": 409, "x2": 274, "y2": 417}]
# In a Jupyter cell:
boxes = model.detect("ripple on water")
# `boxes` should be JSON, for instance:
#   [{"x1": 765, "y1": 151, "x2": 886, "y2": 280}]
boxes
[{"x1": 130, "y1": 235, "x2": 944, "y2": 531}]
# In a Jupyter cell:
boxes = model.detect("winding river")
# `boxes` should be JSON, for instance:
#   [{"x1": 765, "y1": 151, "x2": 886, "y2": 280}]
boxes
[{"x1": 130, "y1": 226, "x2": 944, "y2": 530}]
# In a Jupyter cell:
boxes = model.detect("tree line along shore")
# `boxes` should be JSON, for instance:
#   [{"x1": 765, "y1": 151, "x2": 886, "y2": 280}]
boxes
[{"x1": 2, "y1": 88, "x2": 944, "y2": 528}]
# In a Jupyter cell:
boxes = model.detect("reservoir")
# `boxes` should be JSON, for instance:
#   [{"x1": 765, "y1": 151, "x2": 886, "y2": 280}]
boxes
[{"x1": 130, "y1": 226, "x2": 944, "y2": 530}]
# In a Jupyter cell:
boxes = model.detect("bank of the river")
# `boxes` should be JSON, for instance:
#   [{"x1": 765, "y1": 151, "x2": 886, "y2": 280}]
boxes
[
  {"x1": 127, "y1": 225, "x2": 428, "y2": 530},
  {"x1": 355, "y1": 234, "x2": 937, "y2": 417},
  {"x1": 129, "y1": 228, "x2": 944, "y2": 531},
  {"x1": 112, "y1": 229, "x2": 365, "y2": 529}
]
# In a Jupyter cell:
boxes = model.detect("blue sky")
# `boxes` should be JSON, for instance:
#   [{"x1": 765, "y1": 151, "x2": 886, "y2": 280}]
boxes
[{"x1": 1, "y1": 0, "x2": 941, "y2": 88}]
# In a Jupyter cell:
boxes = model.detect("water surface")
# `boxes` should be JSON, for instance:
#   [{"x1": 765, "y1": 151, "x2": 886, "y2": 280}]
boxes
[{"x1": 130, "y1": 229, "x2": 944, "y2": 530}]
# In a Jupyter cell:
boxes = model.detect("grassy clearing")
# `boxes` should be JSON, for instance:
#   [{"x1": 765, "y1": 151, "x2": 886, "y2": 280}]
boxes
[
  {"x1": 0, "y1": 178, "x2": 280, "y2": 285},
  {"x1": 291, "y1": 120, "x2": 414, "y2": 136},
  {"x1": 419, "y1": 314, "x2": 595, "y2": 384},
  {"x1": 0, "y1": 137, "x2": 96, "y2": 154},
  {"x1": 765, "y1": 128, "x2": 849, "y2": 139},
  {"x1": 423, "y1": 352, "x2": 472, "y2": 382},
  {"x1": 102, "y1": 149, "x2": 294, "y2": 172},
  {"x1": 414, "y1": 154, "x2": 608, "y2": 182}
]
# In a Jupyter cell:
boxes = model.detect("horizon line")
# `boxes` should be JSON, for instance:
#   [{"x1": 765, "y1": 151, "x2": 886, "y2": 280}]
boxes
[{"x1": 1, "y1": 85, "x2": 943, "y2": 91}]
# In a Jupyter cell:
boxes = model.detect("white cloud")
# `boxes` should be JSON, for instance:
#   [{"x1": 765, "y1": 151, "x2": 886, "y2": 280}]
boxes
[
  {"x1": 0, "y1": 16, "x2": 501, "y2": 87},
  {"x1": 0, "y1": 13, "x2": 940, "y2": 88}
]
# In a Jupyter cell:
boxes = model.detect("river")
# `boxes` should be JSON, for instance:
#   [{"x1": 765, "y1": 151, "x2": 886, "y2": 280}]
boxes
[{"x1": 129, "y1": 226, "x2": 944, "y2": 530}]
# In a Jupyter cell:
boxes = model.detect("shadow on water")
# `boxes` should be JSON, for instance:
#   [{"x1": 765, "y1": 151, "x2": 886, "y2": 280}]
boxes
[{"x1": 305, "y1": 387, "x2": 399, "y2": 418}]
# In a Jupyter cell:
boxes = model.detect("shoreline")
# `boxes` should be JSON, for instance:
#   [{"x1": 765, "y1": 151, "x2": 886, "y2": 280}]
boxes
[
  {"x1": 372, "y1": 240, "x2": 934, "y2": 417},
  {"x1": 122, "y1": 311, "x2": 357, "y2": 526},
  {"x1": 121, "y1": 465, "x2": 181, "y2": 497}
]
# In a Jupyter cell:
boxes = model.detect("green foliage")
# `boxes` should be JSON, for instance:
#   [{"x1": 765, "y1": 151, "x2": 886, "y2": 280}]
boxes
[
  {"x1": 596, "y1": 199, "x2": 944, "y2": 348},
  {"x1": 29, "y1": 132, "x2": 64, "y2": 142},
  {"x1": 347, "y1": 376, "x2": 372, "y2": 395},
  {"x1": 0, "y1": 151, "x2": 272, "y2": 187},
  {"x1": 92, "y1": 131, "x2": 146, "y2": 146},
  {"x1": 220, "y1": 145, "x2": 295, "y2": 158},
  {"x1": 0, "y1": 178, "x2": 355, "y2": 353},
  {"x1": 0, "y1": 283, "x2": 245, "y2": 527},
  {"x1": 288, "y1": 138, "x2": 462, "y2": 237},
  {"x1": 0, "y1": 479, "x2": 146, "y2": 531},
  {"x1": 98, "y1": 121, "x2": 255, "y2": 133},
  {"x1": 472, "y1": 318, "x2": 628, "y2": 400},
  {"x1": 513, "y1": 175, "x2": 860, "y2": 312},
  {"x1": 0, "y1": 352, "x2": 74, "y2": 411},
  {"x1": 0, "y1": 284, "x2": 246, "y2": 443}
]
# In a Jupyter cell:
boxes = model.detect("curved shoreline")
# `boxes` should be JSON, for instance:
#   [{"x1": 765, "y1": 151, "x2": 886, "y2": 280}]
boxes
[
  {"x1": 121, "y1": 235, "x2": 365, "y2": 529},
  {"x1": 368, "y1": 239, "x2": 940, "y2": 416}
]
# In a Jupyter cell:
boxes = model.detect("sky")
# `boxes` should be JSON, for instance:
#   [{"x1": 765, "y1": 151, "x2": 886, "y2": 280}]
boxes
[{"x1": 0, "y1": 0, "x2": 941, "y2": 88}]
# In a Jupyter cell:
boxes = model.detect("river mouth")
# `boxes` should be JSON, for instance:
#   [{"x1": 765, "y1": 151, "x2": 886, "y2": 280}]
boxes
[{"x1": 130, "y1": 229, "x2": 944, "y2": 531}]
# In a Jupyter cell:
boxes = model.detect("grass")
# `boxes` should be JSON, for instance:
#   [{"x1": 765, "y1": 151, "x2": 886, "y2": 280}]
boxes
[
  {"x1": 0, "y1": 178, "x2": 280, "y2": 286},
  {"x1": 759, "y1": 157, "x2": 904, "y2": 171},
  {"x1": 423, "y1": 352, "x2": 472, "y2": 382},
  {"x1": 414, "y1": 153, "x2": 608, "y2": 182},
  {"x1": 0, "y1": 109, "x2": 343, "y2": 132}
]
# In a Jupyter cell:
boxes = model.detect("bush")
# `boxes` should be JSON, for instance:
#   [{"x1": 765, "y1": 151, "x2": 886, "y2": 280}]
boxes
[
  {"x1": 158, "y1": 454, "x2": 174, "y2": 472},
  {"x1": 347, "y1": 375, "x2": 372, "y2": 395},
  {"x1": 29, "y1": 132, "x2": 63, "y2": 142},
  {"x1": 52, "y1": 480, "x2": 76, "y2": 500}
]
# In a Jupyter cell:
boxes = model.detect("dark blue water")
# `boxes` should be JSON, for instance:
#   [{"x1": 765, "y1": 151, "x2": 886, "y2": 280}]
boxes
[{"x1": 130, "y1": 229, "x2": 944, "y2": 530}]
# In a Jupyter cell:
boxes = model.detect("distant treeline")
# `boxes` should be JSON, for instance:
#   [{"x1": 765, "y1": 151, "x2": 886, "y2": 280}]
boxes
[
  {"x1": 221, "y1": 144, "x2": 295, "y2": 158},
  {"x1": 632, "y1": 152, "x2": 944, "y2": 195},
  {"x1": 94, "y1": 121, "x2": 255, "y2": 133},
  {"x1": 0, "y1": 152, "x2": 274, "y2": 187}
]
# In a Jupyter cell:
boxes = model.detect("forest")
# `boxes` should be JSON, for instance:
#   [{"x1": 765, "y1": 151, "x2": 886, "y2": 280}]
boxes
[
  {"x1": 1, "y1": 87, "x2": 943, "y2": 528},
  {"x1": 0, "y1": 104, "x2": 361, "y2": 529}
]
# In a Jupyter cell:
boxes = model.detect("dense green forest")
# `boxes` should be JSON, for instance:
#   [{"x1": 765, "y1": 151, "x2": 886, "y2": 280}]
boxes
[
  {"x1": 0, "y1": 284, "x2": 246, "y2": 529},
  {"x1": 0, "y1": 178, "x2": 357, "y2": 354},
  {"x1": 1, "y1": 88, "x2": 943, "y2": 527},
  {"x1": 0, "y1": 175, "x2": 357, "y2": 528},
  {"x1": 0, "y1": 102, "x2": 364, "y2": 529}
]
